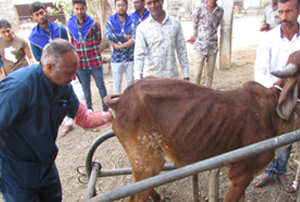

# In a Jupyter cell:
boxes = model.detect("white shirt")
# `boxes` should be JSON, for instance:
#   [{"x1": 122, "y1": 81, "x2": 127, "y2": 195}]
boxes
[
  {"x1": 134, "y1": 13, "x2": 190, "y2": 80},
  {"x1": 261, "y1": 4, "x2": 279, "y2": 30},
  {"x1": 254, "y1": 25, "x2": 300, "y2": 88}
]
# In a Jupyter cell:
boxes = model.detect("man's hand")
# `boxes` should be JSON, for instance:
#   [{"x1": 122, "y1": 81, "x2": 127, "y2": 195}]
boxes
[
  {"x1": 124, "y1": 34, "x2": 132, "y2": 41},
  {"x1": 111, "y1": 42, "x2": 123, "y2": 50},
  {"x1": 260, "y1": 23, "x2": 270, "y2": 32},
  {"x1": 187, "y1": 36, "x2": 196, "y2": 44}
]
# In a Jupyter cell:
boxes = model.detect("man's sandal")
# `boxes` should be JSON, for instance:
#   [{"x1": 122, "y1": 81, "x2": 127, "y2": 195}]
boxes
[
  {"x1": 276, "y1": 175, "x2": 294, "y2": 193},
  {"x1": 253, "y1": 174, "x2": 274, "y2": 187}
]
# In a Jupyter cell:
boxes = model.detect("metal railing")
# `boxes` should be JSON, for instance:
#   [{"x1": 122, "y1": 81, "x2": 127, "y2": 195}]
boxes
[{"x1": 84, "y1": 129, "x2": 300, "y2": 202}]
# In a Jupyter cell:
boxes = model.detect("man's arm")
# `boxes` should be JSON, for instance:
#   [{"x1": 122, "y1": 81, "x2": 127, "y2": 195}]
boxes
[
  {"x1": 134, "y1": 26, "x2": 146, "y2": 80},
  {"x1": 105, "y1": 20, "x2": 125, "y2": 43},
  {"x1": 0, "y1": 86, "x2": 26, "y2": 133},
  {"x1": 254, "y1": 38, "x2": 272, "y2": 88},
  {"x1": 29, "y1": 42, "x2": 42, "y2": 62},
  {"x1": 112, "y1": 22, "x2": 136, "y2": 49},
  {"x1": 93, "y1": 21, "x2": 102, "y2": 46},
  {"x1": 187, "y1": 7, "x2": 201, "y2": 44},
  {"x1": 175, "y1": 21, "x2": 190, "y2": 80},
  {"x1": 260, "y1": 8, "x2": 270, "y2": 31},
  {"x1": 74, "y1": 102, "x2": 113, "y2": 129},
  {"x1": 0, "y1": 58, "x2": 4, "y2": 80}
]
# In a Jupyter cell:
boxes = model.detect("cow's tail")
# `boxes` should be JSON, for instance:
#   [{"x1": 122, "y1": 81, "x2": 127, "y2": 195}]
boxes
[{"x1": 104, "y1": 94, "x2": 122, "y2": 111}]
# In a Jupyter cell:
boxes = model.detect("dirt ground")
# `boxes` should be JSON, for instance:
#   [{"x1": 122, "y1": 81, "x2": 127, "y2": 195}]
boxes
[{"x1": 2, "y1": 15, "x2": 300, "y2": 202}]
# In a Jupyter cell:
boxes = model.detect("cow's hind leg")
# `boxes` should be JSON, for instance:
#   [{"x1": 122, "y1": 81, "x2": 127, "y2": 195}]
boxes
[
  {"x1": 124, "y1": 143, "x2": 165, "y2": 202},
  {"x1": 224, "y1": 161, "x2": 254, "y2": 202}
]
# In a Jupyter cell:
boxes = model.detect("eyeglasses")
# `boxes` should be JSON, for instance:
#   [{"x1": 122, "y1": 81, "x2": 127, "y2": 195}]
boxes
[
  {"x1": 116, "y1": 3, "x2": 127, "y2": 7},
  {"x1": 0, "y1": 29, "x2": 11, "y2": 34}
]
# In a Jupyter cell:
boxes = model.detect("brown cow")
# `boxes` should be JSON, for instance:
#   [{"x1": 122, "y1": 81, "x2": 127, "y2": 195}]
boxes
[{"x1": 104, "y1": 51, "x2": 300, "y2": 202}]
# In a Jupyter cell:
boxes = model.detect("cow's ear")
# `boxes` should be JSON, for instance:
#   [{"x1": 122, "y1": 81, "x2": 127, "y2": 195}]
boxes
[{"x1": 276, "y1": 79, "x2": 299, "y2": 121}]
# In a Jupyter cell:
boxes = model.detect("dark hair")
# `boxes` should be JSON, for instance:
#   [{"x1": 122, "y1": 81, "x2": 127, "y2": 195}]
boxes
[
  {"x1": 29, "y1": 1, "x2": 45, "y2": 15},
  {"x1": 72, "y1": 0, "x2": 87, "y2": 6},
  {"x1": 0, "y1": 19, "x2": 11, "y2": 29},
  {"x1": 279, "y1": 0, "x2": 300, "y2": 9},
  {"x1": 115, "y1": 0, "x2": 128, "y2": 5}
]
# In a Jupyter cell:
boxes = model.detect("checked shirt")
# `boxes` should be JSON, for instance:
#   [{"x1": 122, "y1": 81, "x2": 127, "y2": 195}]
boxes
[{"x1": 69, "y1": 21, "x2": 102, "y2": 69}]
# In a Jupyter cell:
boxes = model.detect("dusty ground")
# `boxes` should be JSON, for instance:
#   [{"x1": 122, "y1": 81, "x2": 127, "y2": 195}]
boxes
[{"x1": 2, "y1": 15, "x2": 300, "y2": 202}]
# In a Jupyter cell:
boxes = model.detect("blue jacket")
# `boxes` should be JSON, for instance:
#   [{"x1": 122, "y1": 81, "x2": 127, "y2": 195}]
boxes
[
  {"x1": 105, "y1": 13, "x2": 137, "y2": 63},
  {"x1": 0, "y1": 64, "x2": 79, "y2": 192},
  {"x1": 29, "y1": 21, "x2": 69, "y2": 62},
  {"x1": 130, "y1": 8, "x2": 150, "y2": 26}
]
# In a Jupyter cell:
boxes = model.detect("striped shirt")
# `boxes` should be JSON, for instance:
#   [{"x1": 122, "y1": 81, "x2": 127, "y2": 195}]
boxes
[{"x1": 69, "y1": 21, "x2": 102, "y2": 69}]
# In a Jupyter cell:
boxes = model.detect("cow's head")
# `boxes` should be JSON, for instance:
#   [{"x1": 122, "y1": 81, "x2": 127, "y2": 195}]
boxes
[{"x1": 271, "y1": 50, "x2": 300, "y2": 121}]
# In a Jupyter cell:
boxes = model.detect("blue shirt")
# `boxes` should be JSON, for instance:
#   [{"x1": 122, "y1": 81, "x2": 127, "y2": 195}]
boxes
[
  {"x1": 105, "y1": 13, "x2": 137, "y2": 63},
  {"x1": 0, "y1": 64, "x2": 79, "y2": 192},
  {"x1": 29, "y1": 23, "x2": 69, "y2": 62}
]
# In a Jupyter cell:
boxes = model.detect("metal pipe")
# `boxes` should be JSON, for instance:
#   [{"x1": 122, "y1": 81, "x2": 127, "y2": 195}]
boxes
[
  {"x1": 87, "y1": 129, "x2": 300, "y2": 202},
  {"x1": 209, "y1": 169, "x2": 219, "y2": 202},
  {"x1": 85, "y1": 131, "x2": 115, "y2": 179},
  {"x1": 192, "y1": 174, "x2": 199, "y2": 202},
  {"x1": 98, "y1": 163, "x2": 176, "y2": 177},
  {"x1": 85, "y1": 163, "x2": 101, "y2": 201}
]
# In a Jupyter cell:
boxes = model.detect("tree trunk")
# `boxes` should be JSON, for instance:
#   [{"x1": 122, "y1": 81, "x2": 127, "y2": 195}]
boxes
[{"x1": 87, "y1": 0, "x2": 111, "y2": 51}]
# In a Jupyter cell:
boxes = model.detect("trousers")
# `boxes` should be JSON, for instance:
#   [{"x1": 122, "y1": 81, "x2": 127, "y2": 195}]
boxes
[{"x1": 193, "y1": 52, "x2": 217, "y2": 87}]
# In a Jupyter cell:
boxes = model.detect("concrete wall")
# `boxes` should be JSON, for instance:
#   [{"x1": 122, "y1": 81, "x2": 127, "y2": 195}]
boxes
[{"x1": 0, "y1": 0, "x2": 19, "y2": 31}]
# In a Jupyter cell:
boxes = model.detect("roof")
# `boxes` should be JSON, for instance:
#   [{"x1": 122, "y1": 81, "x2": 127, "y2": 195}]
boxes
[{"x1": 12, "y1": 0, "x2": 52, "y2": 5}]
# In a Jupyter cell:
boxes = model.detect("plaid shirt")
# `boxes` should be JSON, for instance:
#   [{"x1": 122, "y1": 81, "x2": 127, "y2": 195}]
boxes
[{"x1": 69, "y1": 21, "x2": 102, "y2": 69}]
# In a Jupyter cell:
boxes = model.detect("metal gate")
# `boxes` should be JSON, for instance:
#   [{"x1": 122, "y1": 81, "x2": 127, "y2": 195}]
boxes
[{"x1": 82, "y1": 129, "x2": 300, "y2": 202}]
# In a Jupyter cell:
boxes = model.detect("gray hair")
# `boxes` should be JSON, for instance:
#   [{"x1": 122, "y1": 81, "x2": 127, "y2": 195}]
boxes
[{"x1": 41, "y1": 39, "x2": 77, "y2": 72}]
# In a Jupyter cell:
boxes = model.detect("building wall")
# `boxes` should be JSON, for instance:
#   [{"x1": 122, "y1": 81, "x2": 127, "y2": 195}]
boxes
[{"x1": 0, "y1": 0, "x2": 19, "y2": 31}]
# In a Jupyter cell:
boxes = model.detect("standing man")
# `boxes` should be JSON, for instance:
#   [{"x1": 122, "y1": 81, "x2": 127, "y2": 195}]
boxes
[
  {"x1": 131, "y1": 0, "x2": 150, "y2": 26},
  {"x1": 0, "y1": 39, "x2": 113, "y2": 202},
  {"x1": 67, "y1": 0, "x2": 109, "y2": 111},
  {"x1": 134, "y1": 0, "x2": 190, "y2": 81},
  {"x1": 187, "y1": 0, "x2": 223, "y2": 87},
  {"x1": 29, "y1": 1, "x2": 78, "y2": 136},
  {"x1": 106, "y1": 0, "x2": 136, "y2": 94},
  {"x1": 260, "y1": 0, "x2": 279, "y2": 31},
  {"x1": 253, "y1": 0, "x2": 300, "y2": 193},
  {"x1": 29, "y1": 1, "x2": 69, "y2": 62}
]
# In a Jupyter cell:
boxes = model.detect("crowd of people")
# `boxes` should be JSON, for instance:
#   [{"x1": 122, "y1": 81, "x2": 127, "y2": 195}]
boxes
[{"x1": 1, "y1": 0, "x2": 300, "y2": 200}]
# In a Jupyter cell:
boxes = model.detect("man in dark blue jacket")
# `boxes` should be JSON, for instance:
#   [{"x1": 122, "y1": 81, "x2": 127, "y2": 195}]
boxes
[{"x1": 0, "y1": 39, "x2": 112, "y2": 202}]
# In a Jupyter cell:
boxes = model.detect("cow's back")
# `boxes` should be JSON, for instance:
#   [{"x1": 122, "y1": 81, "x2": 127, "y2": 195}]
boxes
[{"x1": 105, "y1": 78, "x2": 277, "y2": 167}]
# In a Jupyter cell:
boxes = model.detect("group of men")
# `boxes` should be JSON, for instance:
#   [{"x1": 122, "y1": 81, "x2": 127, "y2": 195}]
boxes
[
  {"x1": 0, "y1": 0, "x2": 225, "y2": 200},
  {"x1": 106, "y1": 0, "x2": 224, "y2": 94},
  {"x1": 1, "y1": 0, "x2": 299, "y2": 200}
]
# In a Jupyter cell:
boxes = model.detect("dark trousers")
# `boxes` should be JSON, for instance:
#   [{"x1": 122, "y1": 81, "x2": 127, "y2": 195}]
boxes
[
  {"x1": 77, "y1": 67, "x2": 108, "y2": 110},
  {"x1": 1, "y1": 165, "x2": 62, "y2": 202}
]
